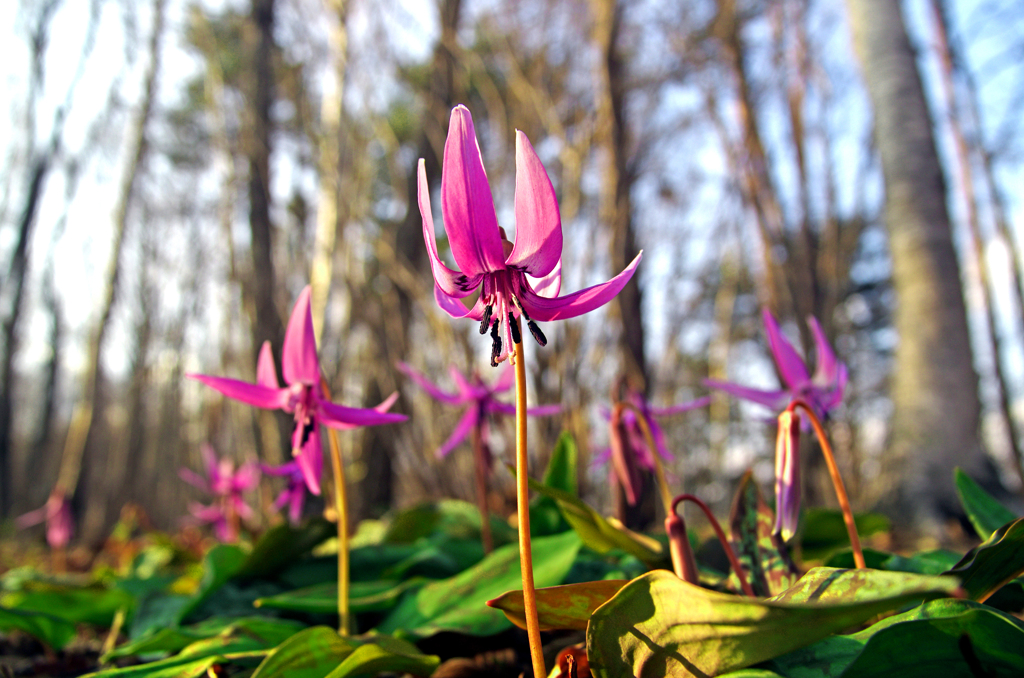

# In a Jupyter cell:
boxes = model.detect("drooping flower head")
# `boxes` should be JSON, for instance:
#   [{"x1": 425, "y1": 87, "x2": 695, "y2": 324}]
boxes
[
  {"x1": 420, "y1": 105, "x2": 642, "y2": 365},
  {"x1": 179, "y1": 443, "x2": 260, "y2": 542},
  {"x1": 595, "y1": 389, "x2": 711, "y2": 506},
  {"x1": 397, "y1": 362, "x2": 559, "y2": 461},
  {"x1": 17, "y1": 489, "x2": 74, "y2": 549},
  {"x1": 188, "y1": 286, "x2": 407, "y2": 495},
  {"x1": 262, "y1": 460, "x2": 308, "y2": 525},
  {"x1": 704, "y1": 309, "x2": 847, "y2": 419},
  {"x1": 773, "y1": 410, "x2": 802, "y2": 540}
]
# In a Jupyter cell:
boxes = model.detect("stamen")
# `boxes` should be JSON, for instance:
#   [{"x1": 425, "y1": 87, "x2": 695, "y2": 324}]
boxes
[
  {"x1": 509, "y1": 312, "x2": 522, "y2": 344},
  {"x1": 527, "y1": 320, "x2": 547, "y2": 346},
  {"x1": 489, "y1": 319, "x2": 502, "y2": 367},
  {"x1": 479, "y1": 304, "x2": 493, "y2": 335}
]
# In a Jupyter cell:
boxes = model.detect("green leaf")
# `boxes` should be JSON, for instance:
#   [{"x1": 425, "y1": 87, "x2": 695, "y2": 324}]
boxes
[
  {"x1": 375, "y1": 530, "x2": 581, "y2": 638},
  {"x1": 727, "y1": 471, "x2": 799, "y2": 596},
  {"x1": 250, "y1": 626, "x2": 358, "y2": 678},
  {"x1": 103, "y1": 616, "x2": 306, "y2": 661},
  {"x1": 586, "y1": 568, "x2": 960, "y2": 678},
  {"x1": 840, "y1": 599, "x2": 1024, "y2": 677},
  {"x1": 954, "y1": 467, "x2": 1018, "y2": 540},
  {"x1": 487, "y1": 579, "x2": 628, "y2": 631},
  {"x1": 0, "y1": 584, "x2": 134, "y2": 627},
  {"x1": 83, "y1": 629, "x2": 272, "y2": 678},
  {"x1": 255, "y1": 578, "x2": 427, "y2": 615},
  {"x1": 325, "y1": 635, "x2": 439, "y2": 678},
  {"x1": 524, "y1": 474, "x2": 663, "y2": 566},
  {"x1": 176, "y1": 544, "x2": 248, "y2": 624},
  {"x1": 947, "y1": 517, "x2": 1024, "y2": 602},
  {"x1": 0, "y1": 605, "x2": 77, "y2": 650},
  {"x1": 236, "y1": 518, "x2": 335, "y2": 581},
  {"x1": 800, "y1": 509, "x2": 891, "y2": 561},
  {"x1": 82, "y1": 656, "x2": 223, "y2": 678},
  {"x1": 531, "y1": 433, "x2": 578, "y2": 536}
]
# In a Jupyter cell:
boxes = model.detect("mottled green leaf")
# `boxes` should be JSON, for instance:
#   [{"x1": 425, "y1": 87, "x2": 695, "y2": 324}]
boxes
[
  {"x1": 524, "y1": 474, "x2": 663, "y2": 566},
  {"x1": 487, "y1": 579, "x2": 628, "y2": 631},
  {"x1": 249, "y1": 626, "x2": 357, "y2": 678},
  {"x1": 767, "y1": 567, "x2": 959, "y2": 604},
  {"x1": 587, "y1": 568, "x2": 959, "y2": 678},
  {"x1": 0, "y1": 605, "x2": 77, "y2": 650},
  {"x1": 255, "y1": 578, "x2": 426, "y2": 615},
  {"x1": 947, "y1": 517, "x2": 1024, "y2": 602},
  {"x1": 728, "y1": 471, "x2": 799, "y2": 596},
  {"x1": 325, "y1": 635, "x2": 439, "y2": 678},
  {"x1": 954, "y1": 467, "x2": 1018, "y2": 540},
  {"x1": 375, "y1": 530, "x2": 581, "y2": 638}
]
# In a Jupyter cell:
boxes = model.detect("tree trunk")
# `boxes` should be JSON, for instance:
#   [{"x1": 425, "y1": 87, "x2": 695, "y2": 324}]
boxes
[{"x1": 846, "y1": 0, "x2": 997, "y2": 526}]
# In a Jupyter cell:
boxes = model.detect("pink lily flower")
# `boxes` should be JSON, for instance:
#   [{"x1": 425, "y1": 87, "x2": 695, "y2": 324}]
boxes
[
  {"x1": 179, "y1": 443, "x2": 260, "y2": 542},
  {"x1": 397, "y1": 362, "x2": 560, "y2": 460},
  {"x1": 419, "y1": 105, "x2": 642, "y2": 365},
  {"x1": 704, "y1": 309, "x2": 847, "y2": 419},
  {"x1": 16, "y1": 489, "x2": 74, "y2": 549},
  {"x1": 188, "y1": 286, "x2": 406, "y2": 495},
  {"x1": 595, "y1": 390, "x2": 711, "y2": 505}
]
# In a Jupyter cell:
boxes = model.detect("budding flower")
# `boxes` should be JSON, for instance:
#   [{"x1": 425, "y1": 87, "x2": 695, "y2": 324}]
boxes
[
  {"x1": 665, "y1": 509, "x2": 699, "y2": 584},
  {"x1": 774, "y1": 410, "x2": 802, "y2": 541}
]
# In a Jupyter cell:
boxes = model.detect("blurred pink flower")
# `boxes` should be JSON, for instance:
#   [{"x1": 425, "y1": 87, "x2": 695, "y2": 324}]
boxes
[
  {"x1": 262, "y1": 460, "x2": 307, "y2": 525},
  {"x1": 704, "y1": 310, "x2": 847, "y2": 419},
  {"x1": 180, "y1": 443, "x2": 260, "y2": 542},
  {"x1": 419, "y1": 105, "x2": 642, "y2": 365},
  {"x1": 188, "y1": 285, "x2": 406, "y2": 495},
  {"x1": 17, "y1": 489, "x2": 73, "y2": 549}
]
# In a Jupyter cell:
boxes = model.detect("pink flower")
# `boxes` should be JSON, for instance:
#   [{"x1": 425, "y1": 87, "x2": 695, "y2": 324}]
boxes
[
  {"x1": 704, "y1": 310, "x2": 847, "y2": 419},
  {"x1": 188, "y1": 286, "x2": 406, "y2": 495},
  {"x1": 262, "y1": 460, "x2": 307, "y2": 525},
  {"x1": 398, "y1": 362, "x2": 559, "y2": 459},
  {"x1": 419, "y1": 105, "x2": 642, "y2": 365},
  {"x1": 179, "y1": 443, "x2": 260, "y2": 542},
  {"x1": 17, "y1": 489, "x2": 73, "y2": 549}
]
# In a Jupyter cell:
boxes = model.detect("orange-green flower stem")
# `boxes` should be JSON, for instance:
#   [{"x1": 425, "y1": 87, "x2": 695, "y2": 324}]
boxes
[
  {"x1": 615, "y1": 401, "x2": 673, "y2": 516},
  {"x1": 788, "y1": 399, "x2": 865, "y2": 569},
  {"x1": 674, "y1": 494, "x2": 756, "y2": 597},
  {"x1": 514, "y1": 335, "x2": 546, "y2": 678},
  {"x1": 322, "y1": 378, "x2": 351, "y2": 635}
]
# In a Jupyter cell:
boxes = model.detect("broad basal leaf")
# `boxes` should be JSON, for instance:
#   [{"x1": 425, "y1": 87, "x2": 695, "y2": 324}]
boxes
[
  {"x1": 954, "y1": 467, "x2": 1018, "y2": 540},
  {"x1": 254, "y1": 578, "x2": 426, "y2": 615},
  {"x1": 587, "y1": 568, "x2": 960, "y2": 678},
  {"x1": 375, "y1": 530, "x2": 581, "y2": 638},
  {"x1": 800, "y1": 509, "x2": 891, "y2": 561},
  {"x1": 249, "y1": 626, "x2": 358, "y2": 678},
  {"x1": 325, "y1": 635, "x2": 439, "y2": 678},
  {"x1": 728, "y1": 471, "x2": 799, "y2": 596},
  {"x1": 947, "y1": 517, "x2": 1024, "y2": 603},
  {"x1": 175, "y1": 544, "x2": 248, "y2": 624},
  {"x1": 487, "y1": 580, "x2": 628, "y2": 631},
  {"x1": 103, "y1": 616, "x2": 305, "y2": 661},
  {"x1": 0, "y1": 605, "x2": 77, "y2": 651}
]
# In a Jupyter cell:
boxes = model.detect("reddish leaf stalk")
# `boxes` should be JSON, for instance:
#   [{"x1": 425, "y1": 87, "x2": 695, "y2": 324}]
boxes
[
  {"x1": 674, "y1": 493, "x2": 756, "y2": 597},
  {"x1": 788, "y1": 399, "x2": 865, "y2": 569}
]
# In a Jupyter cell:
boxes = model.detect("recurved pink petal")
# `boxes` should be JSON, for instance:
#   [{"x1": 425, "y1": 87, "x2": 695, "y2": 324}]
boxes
[
  {"x1": 441, "y1": 106, "x2": 506, "y2": 275},
  {"x1": 808, "y1": 316, "x2": 839, "y2": 385},
  {"x1": 419, "y1": 160, "x2": 482, "y2": 298},
  {"x1": 178, "y1": 468, "x2": 209, "y2": 492},
  {"x1": 257, "y1": 341, "x2": 280, "y2": 389},
  {"x1": 490, "y1": 365, "x2": 516, "y2": 393},
  {"x1": 649, "y1": 396, "x2": 712, "y2": 417},
  {"x1": 762, "y1": 310, "x2": 809, "y2": 391},
  {"x1": 520, "y1": 251, "x2": 641, "y2": 321},
  {"x1": 398, "y1": 362, "x2": 462, "y2": 405},
  {"x1": 435, "y1": 406, "x2": 478, "y2": 459},
  {"x1": 318, "y1": 401, "x2": 408, "y2": 430},
  {"x1": 506, "y1": 130, "x2": 561, "y2": 277},
  {"x1": 703, "y1": 379, "x2": 790, "y2": 410},
  {"x1": 282, "y1": 287, "x2": 321, "y2": 386},
  {"x1": 294, "y1": 426, "x2": 322, "y2": 496},
  {"x1": 527, "y1": 259, "x2": 561, "y2": 299},
  {"x1": 434, "y1": 285, "x2": 487, "y2": 321},
  {"x1": 188, "y1": 373, "x2": 291, "y2": 410}
]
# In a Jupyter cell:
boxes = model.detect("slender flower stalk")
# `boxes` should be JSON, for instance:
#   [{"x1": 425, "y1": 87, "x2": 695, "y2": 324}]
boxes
[
  {"x1": 397, "y1": 362, "x2": 559, "y2": 553},
  {"x1": 420, "y1": 105, "x2": 641, "y2": 678},
  {"x1": 188, "y1": 285, "x2": 406, "y2": 635},
  {"x1": 672, "y1": 493, "x2": 756, "y2": 597},
  {"x1": 788, "y1": 399, "x2": 865, "y2": 569}
]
